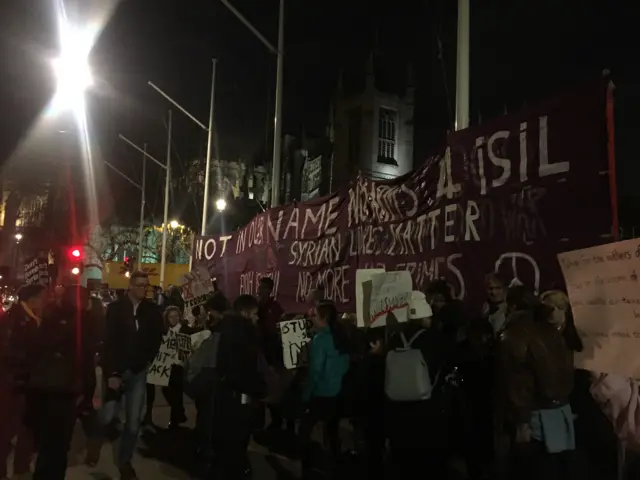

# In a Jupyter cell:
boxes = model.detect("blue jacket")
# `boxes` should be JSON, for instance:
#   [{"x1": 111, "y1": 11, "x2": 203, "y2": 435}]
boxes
[{"x1": 303, "y1": 326, "x2": 349, "y2": 401}]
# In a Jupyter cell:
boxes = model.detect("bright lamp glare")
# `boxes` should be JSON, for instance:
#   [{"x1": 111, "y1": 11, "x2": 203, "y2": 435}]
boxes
[
  {"x1": 216, "y1": 199, "x2": 227, "y2": 211},
  {"x1": 170, "y1": 220, "x2": 179, "y2": 229},
  {"x1": 71, "y1": 267, "x2": 80, "y2": 275},
  {"x1": 50, "y1": 19, "x2": 95, "y2": 115}
]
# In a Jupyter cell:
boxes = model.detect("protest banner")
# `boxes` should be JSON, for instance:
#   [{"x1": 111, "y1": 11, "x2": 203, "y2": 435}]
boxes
[
  {"x1": 24, "y1": 257, "x2": 48, "y2": 285},
  {"x1": 558, "y1": 238, "x2": 640, "y2": 378},
  {"x1": 179, "y1": 266, "x2": 215, "y2": 324},
  {"x1": 193, "y1": 80, "x2": 615, "y2": 311},
  {"x1": 356, "y1": 268, "x2": 385, "y2": 327},
  {"x1": 147, "y1": 331, "x2": 194, "y2": 386},
  {"x1": 368, "y1": 271, "x2": 412, "y2": 327},
  {"x1": 280, "y1": 316, "x2": 313, "y2": 370}
]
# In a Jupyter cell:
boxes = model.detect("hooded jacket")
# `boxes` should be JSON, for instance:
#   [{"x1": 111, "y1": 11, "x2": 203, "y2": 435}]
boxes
[{"x1": 497, "y1": 309, "x2": 574, "y2": 425}]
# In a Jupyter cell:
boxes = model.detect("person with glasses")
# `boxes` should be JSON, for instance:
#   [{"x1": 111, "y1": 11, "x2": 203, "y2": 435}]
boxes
[{"x1": 86, "y1": 271, "x2": 164, "y2": 479}]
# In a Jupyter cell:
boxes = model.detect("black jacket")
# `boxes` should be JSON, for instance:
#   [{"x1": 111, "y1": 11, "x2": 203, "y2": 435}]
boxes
[
  {"x1": 102, "y1": 296, "x2": 164, "y2": 377},
  {"x1": 212, "y1": 312, "x2": 266, "y2": 440},
  {"x1": 216, "y1": 312, "x2": 265, "y2": 398}
]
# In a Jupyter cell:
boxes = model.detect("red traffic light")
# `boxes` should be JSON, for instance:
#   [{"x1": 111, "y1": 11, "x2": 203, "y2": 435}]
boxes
[
  {"x1": 71, "y1": 249, "x2": 81, "y2": 258},
  {"x1": 68, "y1": 247, "x2": 82, "y2": 260}
]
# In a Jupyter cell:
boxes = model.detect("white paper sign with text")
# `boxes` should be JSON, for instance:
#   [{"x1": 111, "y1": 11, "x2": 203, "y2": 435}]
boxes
[
  {"x1": 180, "y1": 266, "x2": 215, "y2": 325},
  {"x1": 559, "y1": 238, "x2": 640, "y2": 378},
  {"x1": 356, "y1": 268, "x2": 385, "y2": 327},
  {"x1": 369, "y1": 271, "x2": 412, "y2": 328},
  {"x1": 147, "y1": 331, "x2": 194, "y2": 386},
  {"x1": 280, "y1": 317, "x2": 313, "y2": 370}
]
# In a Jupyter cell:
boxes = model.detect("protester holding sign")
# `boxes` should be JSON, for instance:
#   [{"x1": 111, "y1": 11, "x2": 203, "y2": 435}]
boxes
[{"x1": 144, "y1": 306, "x2": 199, "y2": 427}]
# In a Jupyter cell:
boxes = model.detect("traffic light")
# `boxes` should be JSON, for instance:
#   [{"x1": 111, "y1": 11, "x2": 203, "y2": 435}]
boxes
[
  {"x1": 124, "y1": 256, "x2": 135, "y2": 276},
  {"x1": 67, "y1": 246, "x2": 84, "y2": 276}
]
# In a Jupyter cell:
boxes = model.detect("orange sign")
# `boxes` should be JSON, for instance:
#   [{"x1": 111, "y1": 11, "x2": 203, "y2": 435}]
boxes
[{"x1": 102, "y1": 262, "x2": 189, "y2": 290}]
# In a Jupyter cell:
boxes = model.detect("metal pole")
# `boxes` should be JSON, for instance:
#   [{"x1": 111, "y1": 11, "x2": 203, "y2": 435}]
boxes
[
  {"x1": 138, "y1": 143, "x2": 147, "y2": 264},
  {"x1": 201, "y1": 59, "x2": 217, "y2": 235},
  {"x1": 160, "y1": 110, "x2": 172, "y2": 288},
  {"x1": 454, "y1": 0, "x2": 470, "y2": 131},
  {"x1": 270, "y1": 0, "x2": 284, "y2": 207}
]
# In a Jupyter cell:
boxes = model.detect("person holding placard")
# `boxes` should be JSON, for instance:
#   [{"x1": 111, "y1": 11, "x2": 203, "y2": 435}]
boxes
[
  {"x1": 497, "y1": 286, "x2": 576, "y2": 480},
  {"x1": 385, "y1": 290, "x2": 450, "y2": 479}
]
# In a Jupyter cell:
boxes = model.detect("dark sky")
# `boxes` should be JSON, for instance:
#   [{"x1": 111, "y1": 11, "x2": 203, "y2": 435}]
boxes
[{"x1": 0, "y1": 0, "x2": 638, "y2": 223}]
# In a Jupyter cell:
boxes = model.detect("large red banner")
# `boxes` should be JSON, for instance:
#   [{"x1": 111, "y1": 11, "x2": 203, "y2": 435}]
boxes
[{"x1": 193, "y1": 80, "x2": 614, "y2": 313}]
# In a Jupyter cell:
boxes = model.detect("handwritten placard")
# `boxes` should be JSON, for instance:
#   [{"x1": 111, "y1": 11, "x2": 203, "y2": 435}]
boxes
[
  {"x1": 179, "y1": 266, "x2": 215, "y2": 325},
  {"x1": 147, "y1": 331, "x2": 194, "y2": 386},
  {"x1": 559, "y1": 239, "x2": 640, "y2": 377},
  {"x1": 356, "y1": 268, "x2": 385, "y2": 327},
  {"x1": 368, "y1": 271, "x2": 412, "y2": 327},
  {"x1": 280, "y1": 317, "x2": 313, "y2": 370}
]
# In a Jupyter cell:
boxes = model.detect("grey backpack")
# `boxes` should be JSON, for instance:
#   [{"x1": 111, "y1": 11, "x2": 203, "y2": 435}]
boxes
[
  {"x1": 183, "y1": 331, "x2": 221, "y2": 399},
  {"x1": 385, "y1": 330, "x2": 436, "y2": 401}
]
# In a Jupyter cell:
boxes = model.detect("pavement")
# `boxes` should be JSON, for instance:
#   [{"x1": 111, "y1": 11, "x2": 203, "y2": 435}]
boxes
[{"x1": 60, "y1": 392, "x2": 301, "y2": 479}]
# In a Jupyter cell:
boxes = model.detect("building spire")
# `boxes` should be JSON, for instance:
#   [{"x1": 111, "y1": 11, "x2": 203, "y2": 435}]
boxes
[{"x1": 366, "y1": 50, "x2": 375, "y2": 91}]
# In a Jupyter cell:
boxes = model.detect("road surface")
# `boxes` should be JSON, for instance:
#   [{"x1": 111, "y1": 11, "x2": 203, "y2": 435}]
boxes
[{"x1": 64, "y1": 392, "x2": 300, "y2": 479}]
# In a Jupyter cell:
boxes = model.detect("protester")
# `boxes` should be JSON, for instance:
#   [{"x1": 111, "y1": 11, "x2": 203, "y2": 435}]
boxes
[
  {"x1": 21, "y1": 285, "x2": 93, "y2": 479},
  {"x1": 482, "y1": 272, "x2": 509, "y2": 336},
  {"x1": 298, "y1": 302, "x2": 351, "y2": 476},
  {"x1": 386, "y1": 290, "x2": 450, "y2": 478},
  {"x1": 426, "y1": 279, "x2": 467, "y2": 344},
  {"x1": 189, "y1": 292, "x2": 228, "y2": 471},
  {"x1": 145, "y1": 306, "x2": 192, "y2": 427},
  {"x1": 452, "y1": 318, "x2": 496, "y2": 480},
  {"x1": 0, "y1": 284, "x2": 47, "y2": 479},
  {"x1": 89, "y1": 271, "x2": 164, "y2": 479},
  {"x1": 355, "y1": 325, "x2": 387, "y2": 479},
  {"x1": 212, "y1": 294, "x2": 266, "y2": 479},
  {"x1": 255, "y1": 277, "x2": 288, "y2": 434},
  {"x1": 497, "y1": 286, "x2": 576, "y2": 480}
]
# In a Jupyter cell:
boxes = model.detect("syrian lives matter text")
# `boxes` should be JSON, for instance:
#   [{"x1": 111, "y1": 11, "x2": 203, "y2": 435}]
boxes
[{"x1": 193, "y1": 81, "x2": 613, "y2": 312}]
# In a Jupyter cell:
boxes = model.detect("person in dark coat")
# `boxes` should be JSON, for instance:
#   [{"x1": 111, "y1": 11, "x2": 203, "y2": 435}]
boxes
[
  {"x1": 0, "y1": 284, "x2": 47, "y2": 479},
  {"x1": 89, "y1": 271, "x2": 164, "y2": 479},
  {"x1": 211, "y1": 294, "x2": 266, "y2": 479},
  {"x1": 21, "y1": 285, "x2": 93, "y2": 480}
]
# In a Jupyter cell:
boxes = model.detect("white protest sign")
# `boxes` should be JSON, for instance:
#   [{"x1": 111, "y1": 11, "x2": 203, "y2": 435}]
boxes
[
  {"x1": 180, "y1": 266, "x2": 215, "y2": 325},
  {"x1": 558, "y1": 238, "x2": 640, "y2": 378},
  {"x1": 280, "y1": 316, "x2": 313, "y2": 370},
  {"x1": 356, "y1": 268, "x2": 385, "y2": 327},
  {"x1": 368, "y1": 271, "x2": 412, "y2": 327},
  {"x1": 147, "y1": 331, "x2": 193, "y2": 386}
]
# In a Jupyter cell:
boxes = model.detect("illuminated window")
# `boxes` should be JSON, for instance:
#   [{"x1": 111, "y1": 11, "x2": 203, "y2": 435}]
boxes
[{"x1": 378, "y1": 108, "x2": 397, "y2": 165}]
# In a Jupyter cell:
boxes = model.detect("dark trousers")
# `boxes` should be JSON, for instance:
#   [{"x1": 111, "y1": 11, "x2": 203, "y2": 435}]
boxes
[
  {"x1": 26, "y1": 390, "x2": 77, "y2": 480},
  {"x1": 363, "y1": 421, "x2": 386, "y2": 479},
  {"x1": 509, "y1": 441, "x2": 582, "y2": 480},
  {"x1": 299, "y1": 396, "x2": 341, "y2": 472},
  {"x1": 146, "y1": 366, "x2": 186, "y2": 424},
  {"x1": 210, "y1": 436, "x2": 250, "y2": 479}
]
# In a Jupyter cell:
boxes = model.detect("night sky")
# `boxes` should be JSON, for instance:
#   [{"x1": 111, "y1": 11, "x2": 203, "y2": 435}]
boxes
[{"x1": 0, "y1": 0, "x2": 637, "y2": 224}]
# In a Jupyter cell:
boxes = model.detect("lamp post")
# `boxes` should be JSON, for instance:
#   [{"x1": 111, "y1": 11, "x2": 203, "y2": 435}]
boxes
[
  {"x1": 148, "y1": 59, "x2": 217, "y2": 235},
  {"x1": 220, "y1": 0, "x2": 284, "y2": 207},
  {"x1": 455, "y1": 0, "x2": 470, "y2": 132},
  {"x1": 118, "y1": 111, "x2": 172, "y2": 288},
  {"x1": 103, "y1": 155, "x2": 146, "y2": 262}
]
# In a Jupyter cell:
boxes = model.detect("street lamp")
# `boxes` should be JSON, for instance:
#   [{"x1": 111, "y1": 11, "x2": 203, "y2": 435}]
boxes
[
  {"x1": 50, "y1": 13, "x2": 95, "y2": 116},
  {"x1": 215, "y1": 199, "x2": 227, "y2": 212},
  {"x1": 14, "y1": 233, "x2": 23, "y2": 243},
  {"x1": 170, "y1": 220, "x2": 180, "y2": 229}
]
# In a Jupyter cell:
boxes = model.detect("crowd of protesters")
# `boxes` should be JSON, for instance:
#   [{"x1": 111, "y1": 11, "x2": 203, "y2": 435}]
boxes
[{"x1": 1, "y1": 270, "x2": 640, "y2": 479}]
